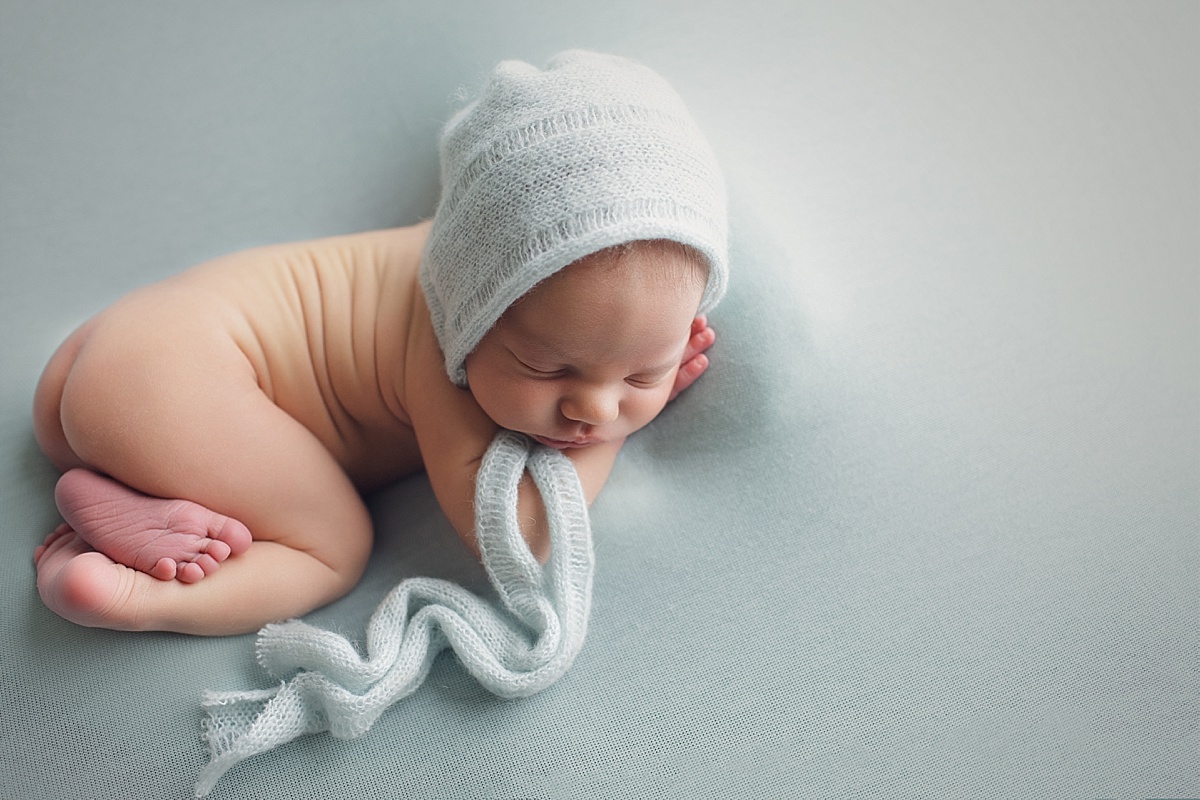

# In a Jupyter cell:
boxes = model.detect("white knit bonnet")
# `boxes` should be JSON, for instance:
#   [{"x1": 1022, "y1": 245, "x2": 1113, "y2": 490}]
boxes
[{"x1": 420, "y1": 50, "x2": 730, "y2": 387}]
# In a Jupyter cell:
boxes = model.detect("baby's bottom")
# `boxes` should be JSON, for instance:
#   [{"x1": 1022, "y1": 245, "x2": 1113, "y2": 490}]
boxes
[{"x1": 32, "y1": 305, "x2": 374, "y2": 636}]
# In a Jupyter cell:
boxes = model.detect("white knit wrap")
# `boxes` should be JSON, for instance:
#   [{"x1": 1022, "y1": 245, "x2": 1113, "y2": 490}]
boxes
[
  {"x1": 421, "y1": 49, "x2": 729, "y2": 386},
  {"x1": 195, "y1": 432, "x2": 594, "y2": 797}
]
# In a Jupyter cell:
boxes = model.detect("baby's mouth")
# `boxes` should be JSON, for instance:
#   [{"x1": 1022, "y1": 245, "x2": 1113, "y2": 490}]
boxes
[{"x1": 529, "y1": 434, "x2": 597, "y2": 450}]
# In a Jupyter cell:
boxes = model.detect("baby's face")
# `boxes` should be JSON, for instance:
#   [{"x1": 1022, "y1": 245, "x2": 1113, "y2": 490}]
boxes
[{"x1": 465, "y1": 243, "x2": 706, "y2": 450}]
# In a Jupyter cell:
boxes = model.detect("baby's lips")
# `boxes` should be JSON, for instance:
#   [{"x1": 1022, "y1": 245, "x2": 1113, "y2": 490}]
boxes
[{"x1": 530, "y1": 434, "x2": 596, "y2": 449}]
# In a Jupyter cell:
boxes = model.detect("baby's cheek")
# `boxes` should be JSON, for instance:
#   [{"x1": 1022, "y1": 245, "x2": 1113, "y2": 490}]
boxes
[
  {"x1": 634, "y1": 386, "x2": 673, "y2": 426},
  {"x1": 502, "y1": 381, "x2": 556, "y2": 423}
]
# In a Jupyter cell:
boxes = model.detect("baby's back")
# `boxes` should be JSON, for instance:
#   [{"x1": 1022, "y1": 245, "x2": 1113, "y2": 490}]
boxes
[{"x1": 154, "y1": 223, "x2": 430, "y2": 488}]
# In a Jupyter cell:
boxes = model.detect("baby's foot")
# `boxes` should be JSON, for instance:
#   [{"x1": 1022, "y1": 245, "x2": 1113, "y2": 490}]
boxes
[
  {"x1": 34, "y1": 525, "x2": 144, "y2": 630},
  {"x1": 54, "y1": 469, "x2": 252, "y2": 583}
]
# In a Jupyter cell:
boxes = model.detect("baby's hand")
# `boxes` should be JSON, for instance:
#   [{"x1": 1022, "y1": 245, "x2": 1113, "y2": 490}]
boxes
[{"x1": 669, "y1": 315, "x2": 716, "y2": 402}]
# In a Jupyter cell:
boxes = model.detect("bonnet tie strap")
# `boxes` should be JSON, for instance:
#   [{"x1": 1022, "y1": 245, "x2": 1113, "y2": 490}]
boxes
[{"x1": 194, "y1": 430, "x2": 594, "y2": 797}]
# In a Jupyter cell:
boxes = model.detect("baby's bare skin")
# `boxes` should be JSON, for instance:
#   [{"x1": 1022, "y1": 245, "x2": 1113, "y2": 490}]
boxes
[
  {"x1": 33, "y1": 225, "x2": 436, "y2": 634},
  {"x1": 31, "y1": 222, "x2": 714, "y2": 635}
]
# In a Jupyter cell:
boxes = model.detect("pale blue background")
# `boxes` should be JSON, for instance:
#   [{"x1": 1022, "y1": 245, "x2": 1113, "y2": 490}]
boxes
[{"x1": 1, "y1": 2, "x2": 1196, "y2": 798}]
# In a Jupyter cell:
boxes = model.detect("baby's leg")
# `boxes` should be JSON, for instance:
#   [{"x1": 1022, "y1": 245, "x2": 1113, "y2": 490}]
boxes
[
  {"x1": 34, "y1": 526, "x2": 361, "y2": 635},
  {"x1": 32, "y1": 295, "x2": 374, "y2": 635}
]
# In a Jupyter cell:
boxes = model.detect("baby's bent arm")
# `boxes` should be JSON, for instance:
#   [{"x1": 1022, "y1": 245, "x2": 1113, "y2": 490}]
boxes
[{"x1": 404, "y1": 294, "x2": 621, "y2": 562}]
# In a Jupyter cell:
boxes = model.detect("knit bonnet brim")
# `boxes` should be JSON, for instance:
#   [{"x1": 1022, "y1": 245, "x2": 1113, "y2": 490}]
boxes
[{"x1": 420, "y1": 50, "x2": 729, "y2": 387}]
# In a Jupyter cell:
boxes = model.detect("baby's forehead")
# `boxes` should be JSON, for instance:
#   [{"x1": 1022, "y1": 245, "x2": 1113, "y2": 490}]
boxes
[
  {"x1": 499, "y1": 284, "x2": 696, "y2": 370},
  {"x1": 503, "y1": 247, "x2": 705, "y2": 334},
  {"x1": 508, "y1": 250, "x2": 703, "y2": 320},
  {"x1": 562, "y1": 239, "x2": 709, "y2": 284}
]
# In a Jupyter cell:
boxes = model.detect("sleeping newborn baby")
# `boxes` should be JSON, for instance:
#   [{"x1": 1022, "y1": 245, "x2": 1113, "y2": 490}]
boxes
[{"x1": 31, "y1": 50, "x2": 729, "y2": 636}]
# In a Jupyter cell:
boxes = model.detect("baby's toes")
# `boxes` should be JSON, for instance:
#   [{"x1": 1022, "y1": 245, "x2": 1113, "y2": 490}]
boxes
[
  {"x1": 176, "y1": 560, "x2": 207, "y2": 584},
  {"x1": 194, "y1": 553, "x2": 221, "y2": 577},
  {"x1": 203, "y1": 538, "x2": 232, "y2": 563},
  {"x1": 148, "y1": 557, "x2": 179, "y2": 581},
  {"x1": 40, "y1": 524, "x2": 73, "y2": 548},
  {"x1": 35, "y1": 527, "x2": 68, "y2": 563},
  {"x1": 178, "y1": 553, "x2": 221, "y2": 584},
  {"x1": 210, "y1": 516, "x2": 252, "y2": 558}
]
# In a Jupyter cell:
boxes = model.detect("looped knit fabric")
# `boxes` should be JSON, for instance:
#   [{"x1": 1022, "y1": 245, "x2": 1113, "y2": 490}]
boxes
[
  {"x1": 420, "y1": 49, "x2": 729, "y2": 387},
  {"x1": 194, "y1": 431, "x2": 594, "y2": 797}
]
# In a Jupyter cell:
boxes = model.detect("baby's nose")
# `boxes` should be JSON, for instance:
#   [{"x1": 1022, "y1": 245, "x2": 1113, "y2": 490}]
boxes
[{"x1": 560, "y1": 387, "x2": 619, "y2": 426}]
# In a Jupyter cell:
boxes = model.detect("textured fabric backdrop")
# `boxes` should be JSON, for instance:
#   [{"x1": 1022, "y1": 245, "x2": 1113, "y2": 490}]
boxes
[{"x1": 1, "y1": 1, "x2": 1195, "y2": 798}]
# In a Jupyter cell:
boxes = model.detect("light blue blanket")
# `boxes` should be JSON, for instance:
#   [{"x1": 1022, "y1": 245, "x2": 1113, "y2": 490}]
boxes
[{"x1": 1, "y1": 3, "x2": 1195, "y2": 798}]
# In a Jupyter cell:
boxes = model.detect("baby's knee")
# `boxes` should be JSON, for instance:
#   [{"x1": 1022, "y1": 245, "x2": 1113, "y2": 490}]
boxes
[
  {"x1": 287, "y1": 536, "x2": 372, "y2": 613},
  {"x1": 263, "y1": 493, "x2": 374, "y2": 599},
  {"x1": 315, "y1": 520, "x2": 374, "y2": 595}
]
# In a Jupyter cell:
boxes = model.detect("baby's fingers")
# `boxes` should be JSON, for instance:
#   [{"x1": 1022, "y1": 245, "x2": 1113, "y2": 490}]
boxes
[
  {"x1": 669, "y1": 353, "x2": 710, "y2": 402},
  {"x1": 680, "y1": 315, "x2": 716, "y2": 364}
]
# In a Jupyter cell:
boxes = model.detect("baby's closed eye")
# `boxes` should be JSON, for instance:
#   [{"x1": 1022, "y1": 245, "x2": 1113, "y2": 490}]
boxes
[
  {"x1": 625, "y1": 367, "x2": 674, "y2": 388},
  {"x1": 513, "y1": 355, "x2": 568, "y2": 379}
]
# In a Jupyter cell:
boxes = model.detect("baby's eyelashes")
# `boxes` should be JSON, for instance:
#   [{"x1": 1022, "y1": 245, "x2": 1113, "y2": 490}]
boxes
[
  {"x1": 625, "y1": 368, "x2": 673, "y2": 388},
  {"x1": 514, "y1": 356, "x2": 568, "y2": 379},
  {"x1": 510, "y1": 347, "x2": 673, "y2": 387}
]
